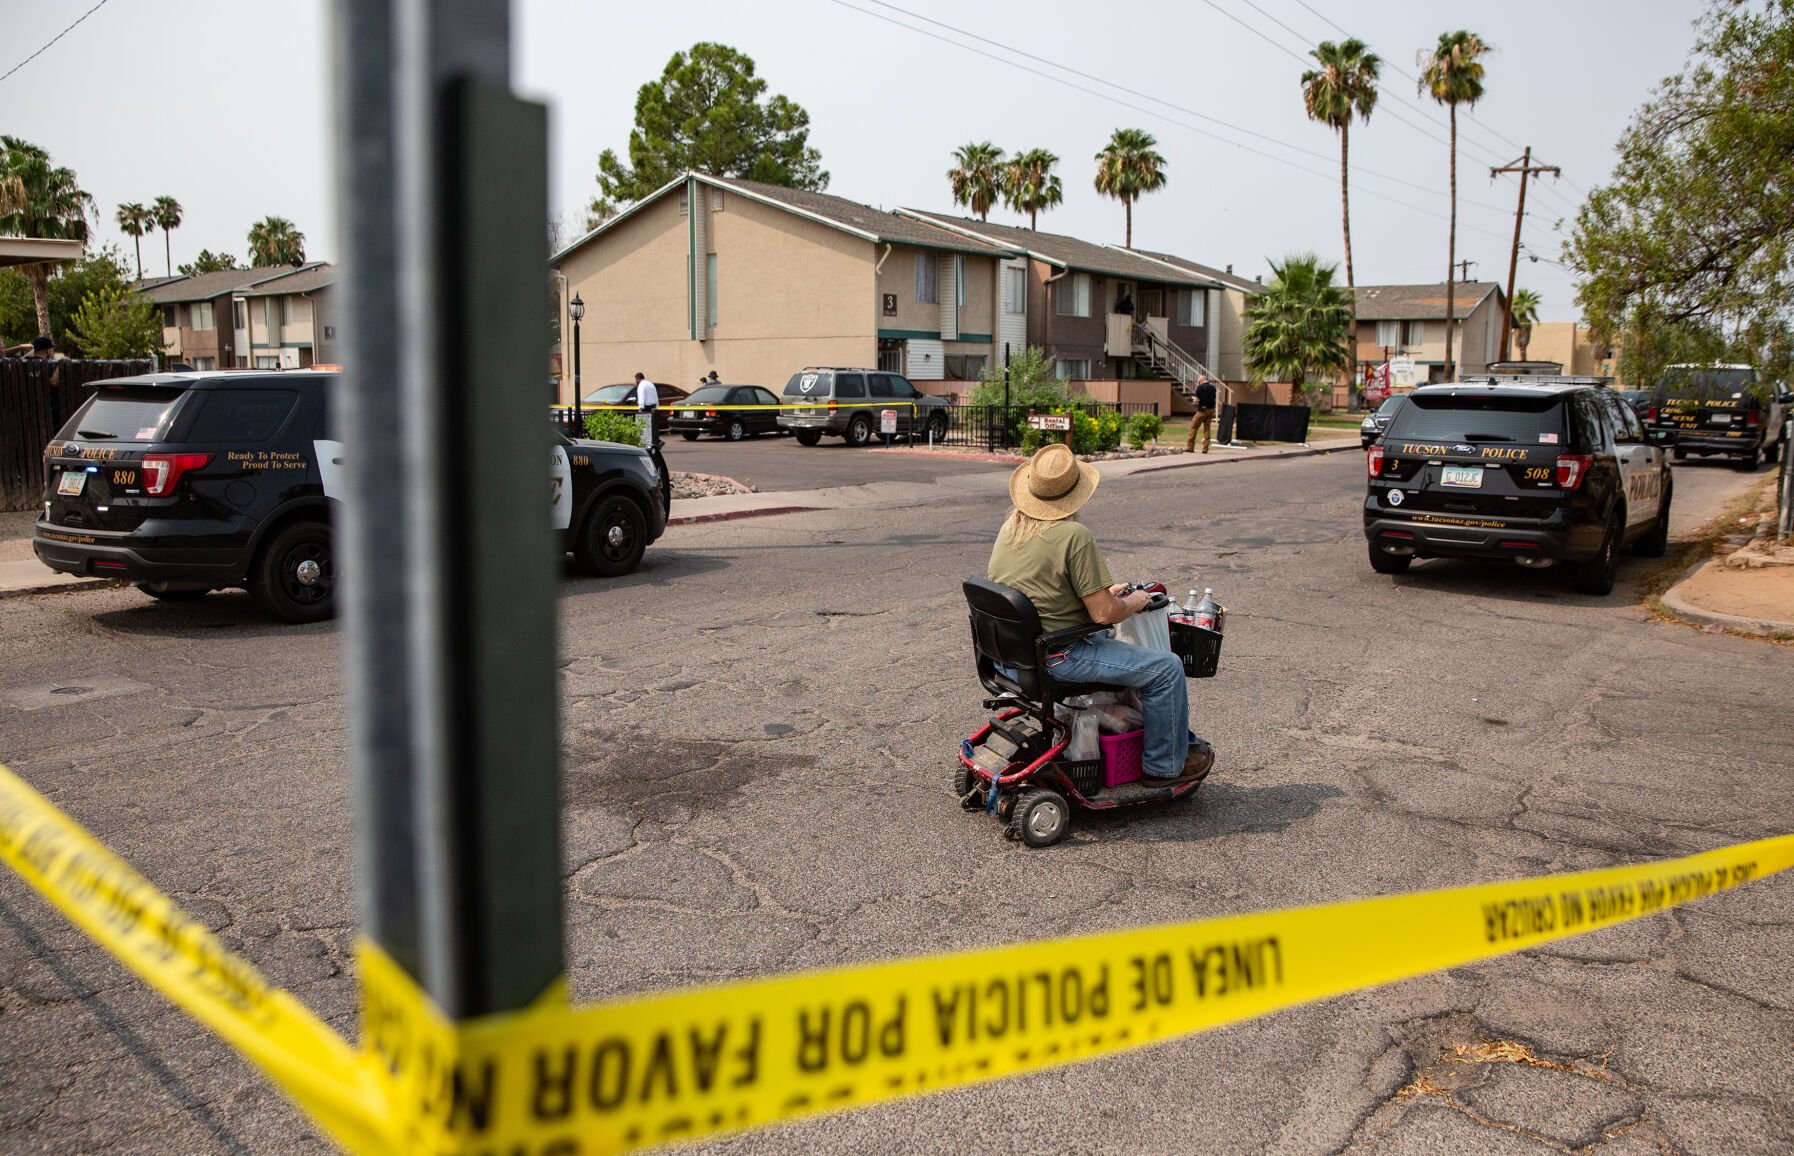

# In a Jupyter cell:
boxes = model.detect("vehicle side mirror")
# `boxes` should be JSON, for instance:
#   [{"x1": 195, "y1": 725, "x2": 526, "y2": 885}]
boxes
[{"x1": 1647, "y1": 427, "x2": 1677, "y2": 446}]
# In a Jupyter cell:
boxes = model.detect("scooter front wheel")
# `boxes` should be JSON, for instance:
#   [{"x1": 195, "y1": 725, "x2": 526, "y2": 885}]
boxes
[
  {"x1": 1007, "y1": 788, "x2": 1069, "y2": 848},
  {"x1": 951, "y1": 764, "x2": 986, "y2": 810}
]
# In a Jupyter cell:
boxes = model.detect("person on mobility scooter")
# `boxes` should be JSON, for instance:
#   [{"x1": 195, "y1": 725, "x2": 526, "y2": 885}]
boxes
[{"x1": 956, "y1": 443, "x2": 1217, "y2": 847}]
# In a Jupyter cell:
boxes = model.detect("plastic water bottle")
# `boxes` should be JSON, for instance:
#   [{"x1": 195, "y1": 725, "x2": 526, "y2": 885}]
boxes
[
  {"x1": 1177, "y1": 589, "x2": 1200, "y2": 624},
  {"x1": 1193, "y1": 587, "x2": 1219, "y2": 632}
]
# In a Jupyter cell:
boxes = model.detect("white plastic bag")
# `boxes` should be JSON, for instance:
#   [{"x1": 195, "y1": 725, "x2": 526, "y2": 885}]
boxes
[
  {"x1": 1057, "y1": 700, "x2": 1101, "y2": 761},
  {"x1": 1114, "y1": 602, "x2": 1172, "y2": 653}
]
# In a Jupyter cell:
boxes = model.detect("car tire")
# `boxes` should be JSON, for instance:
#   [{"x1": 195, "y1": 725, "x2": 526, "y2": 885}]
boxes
[
  {"x1": 574, "y1": 494, "x2": 648, "y2": 577},
  {"x1": 1368, "y1": 544, "x2": 1412, "y2": 575},
  {"x1": 1571, "y1": 513, "x2": 1622, "y2": 596},
  {"x1": 1634, "y1": 484, "x2": 1671, "y2": 557},
  {"x1": 795, "y1": 430, "x2": 822, "y2": 446},
  {"x1": 845, "y1": 414, "x2": 873, "y2": 447},
  {"x1": 680, "y1": 431, "x2": 699, "y2": 441},
  {"x1": 249, "y1": 520, "x2": 335, "y2": 623},
  {"x1": 136, "y1": 583, "x2": 209, "y2": 602},
  {"x1": 725, "y1": 419, "x2": 746, "y2": 441},
  {"x1": 925, "y1": 413, "x2": 948, "y2": 443},
  {"x1": 1767, "y1": 438, "x2": 1782, "y2": 467},
  {"x1": 1672, "y1": 447, "x2": 1687, "y2": 461},
  {"x1": 1741, "y1": 446, "x2": 1762, "y2": 471},
  {"x1": 1006, "y1": 788, "x2": 1069, "y2": 848}
]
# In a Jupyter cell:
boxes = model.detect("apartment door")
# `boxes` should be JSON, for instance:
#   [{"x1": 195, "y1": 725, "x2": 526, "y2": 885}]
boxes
[{"x1": 877, "y1": 342, "x2": 904, "y2": 373}]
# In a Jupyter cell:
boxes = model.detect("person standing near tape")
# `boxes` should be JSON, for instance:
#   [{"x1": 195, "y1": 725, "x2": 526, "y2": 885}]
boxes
[
  {"x1": 635, "y1": 371, "x2": 658, "y2": 449},
  {"x1": 987, "y1": 443, "x2": 1214, "y2": 783},
  {"x1": 1185, "y1": 376, "x2": 1217, "y2": 454}
]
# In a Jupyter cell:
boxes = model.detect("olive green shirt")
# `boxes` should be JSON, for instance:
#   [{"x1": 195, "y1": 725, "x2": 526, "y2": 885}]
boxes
[{"x1": 987, "y1": 519, "x2": 1113, "y2": 635}]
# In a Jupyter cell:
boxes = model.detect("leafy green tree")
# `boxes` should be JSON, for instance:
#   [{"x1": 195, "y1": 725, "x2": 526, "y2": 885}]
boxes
[
  {"x1": 588, "y1": 43, "x2": 827, "y2": 226},
  {"x1": 1418, "y1": 30, "x2": 1491, "y2": 379},
  {"x1": 1508, "y1": 287, "x2": 1541, "y2": 358},
  {"x1": 70, "y1": 282, "x2": 163, "y2": 358},
  {"x1": 178, "y1": 249, "x2": 241, "y2": 276},
  {"x1": 1302, "y1": 39, "x2": 1381, "y2": 396},
  {"x1": 948, "y1": 142, "x2": 1005, "y2": 221},
  {"x1": 0, "y1": 245, "x2": 132, "y2": 350},
  {"x1": 116, "y1": 202, "x2": 152, "y2": 278},
  {"x1": 0, "y1": 136, "x2": 95, "y2": 336},
  {"x1": 247, "y1": 216, "x2": 305, "y2": 266},
  {"x1": 1242, "y1": 254, "x2": 1352, "y2": 405},
  {"x1": 969, "y1": 345, "x2": 1067, "y2": 409},
  {"x1": 1002, "y1": 148, "x2": 1063, "y2": 230},
  {"x1": 1093, "y1": 128, "x2": 1168, "y2": 248},
  {"x1": 1568, "y1": 0, "x2": 1794, "y2": 387},
  {"x1": 151, "y1": 196, "x2": 182, "y2": 277}
]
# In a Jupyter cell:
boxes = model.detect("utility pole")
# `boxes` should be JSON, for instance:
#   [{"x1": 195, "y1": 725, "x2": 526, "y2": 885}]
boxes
[
  {"x1": 1493, "y1": 148, "x2": 1560, "y2": 362},
  {"x1": 1456, "y1": 259, "x2": 1477, "y2": 283}
]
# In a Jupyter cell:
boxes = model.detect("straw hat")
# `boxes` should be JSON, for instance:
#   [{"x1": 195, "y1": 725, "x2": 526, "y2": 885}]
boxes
[{"x1": 1009, "y1": 442, "x2": 1099, "y2": 521}]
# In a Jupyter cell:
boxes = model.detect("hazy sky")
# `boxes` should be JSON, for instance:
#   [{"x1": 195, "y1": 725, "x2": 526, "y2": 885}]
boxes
[{"x1": 6, "y1": 0, "x2": 1705, "y2": 321}]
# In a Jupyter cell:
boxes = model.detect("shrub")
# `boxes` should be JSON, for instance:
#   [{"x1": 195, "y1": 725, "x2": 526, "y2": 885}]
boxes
[
  {"x1": 584, "y1": 408, "x2": 643, "y2": 444},
  {"x1": 1125, "y1": 412, "x2": 1164, "y2": 450},
  {"x1": 969, "y1": 345, "x2": 1072, "y2": 411}
]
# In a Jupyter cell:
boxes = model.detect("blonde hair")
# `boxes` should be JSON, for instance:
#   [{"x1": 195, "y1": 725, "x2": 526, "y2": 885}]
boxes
[{"x1": 1002, "y1": 508, "x2": 1059, "y2": 545}]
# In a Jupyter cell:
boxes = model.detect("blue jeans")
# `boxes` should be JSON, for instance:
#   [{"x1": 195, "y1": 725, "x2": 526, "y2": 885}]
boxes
[{"x1": 1047, "y1": 634, "x2": 1189, "y2": 777}]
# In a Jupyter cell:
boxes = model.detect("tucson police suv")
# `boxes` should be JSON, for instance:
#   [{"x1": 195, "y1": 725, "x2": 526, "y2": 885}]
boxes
[
  {"x1": 35, "y1": 370, "x2": 667, "y2": 623},
  {"x1": 1363, "y1": 376, "x2": 1674, "y2": 595}
]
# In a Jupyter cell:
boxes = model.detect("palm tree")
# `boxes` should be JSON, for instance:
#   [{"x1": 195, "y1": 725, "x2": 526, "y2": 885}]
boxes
[
  {"x1": 0, "y1": 136, "x2": 95, "y2": 336},
  {"x1": 1242, "y1": 254, "x2": 1352, "y2": 406},
  {"x1": 247, "y1": 216, "x2": 306, "y2": 266},
  {"x1": 1419, "y1": 30, "x2": 1491, "y2": 380},
  {"x1": 151, "y1": 196, "x2": 183, "y2": 277},
  {"x1": 1302, "y1": 39, "x2": 1381, "y2": 402},
  {"x1": 1509, "y1": 288, "x2": 1541, "y2": 358},
  {"x1": 1002, "y1": 148, "x2": 1063, "y2": 230},
  {"x1": 116, "y1": 202, "x2": 152, "y2": 278},
  {"x1": 1092, "y1": 128, "x2": 1168, "y2": 248},
  {"x1": 948, "y1": 142, "x2": 1005, "y2": 222}
]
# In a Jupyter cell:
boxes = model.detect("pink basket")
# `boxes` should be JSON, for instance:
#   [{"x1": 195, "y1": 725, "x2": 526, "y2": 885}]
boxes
[{"x1": 1099, "y1": 728, "x2": 1145, "y2": 787}]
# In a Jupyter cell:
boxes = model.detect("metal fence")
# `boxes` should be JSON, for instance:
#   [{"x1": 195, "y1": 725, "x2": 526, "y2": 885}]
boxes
[
  {"x1": 929, "y1": 401, "x2": 1163, "y2": 451},
  {"x1": 1, "y1": 358, "x2": 154, "y2": 511},
  {"x1": 1779, "y1": 417, "x2": 1793, "y2": 540}
]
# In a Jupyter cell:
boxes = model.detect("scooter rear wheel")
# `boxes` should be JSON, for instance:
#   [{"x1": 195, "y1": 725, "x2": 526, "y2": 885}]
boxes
[{"x1": 1007, "y1": 788, "x2": 1069, "y2": 848}]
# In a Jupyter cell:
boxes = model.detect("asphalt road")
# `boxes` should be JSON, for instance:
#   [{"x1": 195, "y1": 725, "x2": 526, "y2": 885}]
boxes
[{"x1": 2, "y1": 452, "x2": 1790, "y2": 1154}]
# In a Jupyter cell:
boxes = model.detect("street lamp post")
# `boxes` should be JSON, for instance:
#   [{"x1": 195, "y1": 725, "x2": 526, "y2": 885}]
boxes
[{"x1": 568, "y1": 293, "x2": 585, "y2": 436}]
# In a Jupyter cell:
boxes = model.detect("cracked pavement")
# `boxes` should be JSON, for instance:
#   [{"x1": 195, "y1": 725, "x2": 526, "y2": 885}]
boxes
[{"x1": 2, "y1": 452, "x2": 1791, "y2": 1154}]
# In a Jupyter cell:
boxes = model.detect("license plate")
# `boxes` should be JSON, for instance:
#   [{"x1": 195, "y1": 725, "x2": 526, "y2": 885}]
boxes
[
  {"x1": 57, "y1": 471, "x2": 86, "y2": 496},
  {"x1": 1440, "y1": 465, "x2": 1483, "y2": 489},
  {"x1": 1709, "y1": 414, "x2": 1733, "y2": 425},
  {"x1": 680, "y1": 410, "x2": 696, "y2": 418}
]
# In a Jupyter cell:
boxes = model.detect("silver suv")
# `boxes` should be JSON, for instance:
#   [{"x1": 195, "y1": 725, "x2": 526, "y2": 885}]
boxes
[{"x1": 776, "y1": 367, "x2": 950, "y2": 447}]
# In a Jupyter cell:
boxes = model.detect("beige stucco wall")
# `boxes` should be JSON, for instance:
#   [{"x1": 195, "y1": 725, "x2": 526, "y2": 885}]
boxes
[
  {"x1": 558, "y1": 185, "x2": 878, "y2": 397},
  {"x1": 1217, "y1": 288, "x2": 1250, "y2": 382},
  {"x1": 1524, "y1": 321, "x2": 1614, "y2": 378},
  {"x1": 872, "y1": 247, "x2": 999, "y2": 341}
]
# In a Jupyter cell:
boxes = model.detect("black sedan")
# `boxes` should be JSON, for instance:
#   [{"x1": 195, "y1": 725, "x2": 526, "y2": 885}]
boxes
[
  {"x1": 667, "y1": 385, "x2": 784, "y2": 441},
  {"x1": 1359, "y1": 394, "x2": 1407, "y2": 448}
]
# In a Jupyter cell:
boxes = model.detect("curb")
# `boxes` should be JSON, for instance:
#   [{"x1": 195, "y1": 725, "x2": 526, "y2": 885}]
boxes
[
  {"x1": 1130, "y1": 443, "x2": 1348, "y2": 475},
  {"x1": 666, "y1": 505, "x2": 823, "y2": 527},
  {"x1": 0, "y1": 577, "x2": 123, "y2": 601},
  {"x1": 1659, "y1": 557, "x2": 1794, "y2": 636}
]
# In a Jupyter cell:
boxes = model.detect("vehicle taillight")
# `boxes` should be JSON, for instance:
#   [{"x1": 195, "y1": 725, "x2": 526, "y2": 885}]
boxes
[
  {"x1": 827, "y1": 400, "x2": 839, "y2": 412},
  {"x1": 1746, "y1": 409, "x2": 1760, "y2": 427},
  {"x1": 704, "y1": 408, "x2": 718, "y2": 417},
  {"x1": 1646, "y1": 405, "x2": 1658, "y2": 423},
  {"x1": 1554, "y1": 453, "x2": 1593, "y2": 490},
  {"x1": 141, "y1": 452, "x2": 211, "y2": 496},
  {"x1": 1367, "y1": 444, "x2": 1385, "y2": 478}
]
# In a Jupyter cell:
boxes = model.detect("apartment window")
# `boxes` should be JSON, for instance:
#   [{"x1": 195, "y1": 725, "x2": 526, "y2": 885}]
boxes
[
  {"x1": 1004, "y1": 266, "x2": 1026, "y2": 314},
  {"x1": 706, "y1": 253, "x2": 718, "y2": 328},
  {"x1": 1053, "y1": 358, "x2": 1091, "y2": 380},
  {"x1": 162, "y1": 306, "x2": 177, "y2": 328},
  {"x1": 1181, "y1": 290, "x2": 1206, "y2": 327},
  {"x1": 262, "y1": 299, "x2": 277, "y2": 331},
  {"x1": 945, "y1": 354, "x2": 987, "y2": 380},
  {"x1": 1054, "y1": 272, "x2": 1091, "y2": 317},
  {"x1": 189, "y1": 356, "x2": 216, "y2": 371},
  {"x1": 233, "y1": 300, "x2": 246, "y2": 329},
  {"x1": 677, "y1": 186, "x2": 689, "y2": 215},
  {"x1": 955, "y1": 255, "x2": 967, "y2": 308},
  {"x1": 915, "y1": 253, "x2": 937, "y2": 304},
  {"x1": 254, "y1": 355, "x2": 279, "y2": 369},
  {"x1": 1406, "y1": 321, "x2": 1426, "y2": 345},
  {"x1": 711, "y1": 188, "x2": 723, "y2": 211},
  {"x1": 190, "y1": 301, "x2": 215, "y2": 331},
  {"x1": 282, "y1": 297, "x2": 309, "y2": 324},
  {"x1": 1375, "y1": 321, "x2": 1399, "y2": 347}
]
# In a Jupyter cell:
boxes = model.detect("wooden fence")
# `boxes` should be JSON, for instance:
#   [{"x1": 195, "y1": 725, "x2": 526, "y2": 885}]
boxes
[{"x1": 0, "y1": 358, "x2": 153, "y2": 511}]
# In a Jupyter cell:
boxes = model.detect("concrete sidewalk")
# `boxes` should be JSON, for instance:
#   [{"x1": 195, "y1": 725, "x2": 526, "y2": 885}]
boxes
[{"x1": 0, "y1": 435, "x2": 1359, "y2": 599}]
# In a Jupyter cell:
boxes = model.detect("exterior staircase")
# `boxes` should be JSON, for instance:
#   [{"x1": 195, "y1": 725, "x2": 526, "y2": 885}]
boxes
[{"x1": 1131, "y1": 323, "x2": 1226, "y2": 406}]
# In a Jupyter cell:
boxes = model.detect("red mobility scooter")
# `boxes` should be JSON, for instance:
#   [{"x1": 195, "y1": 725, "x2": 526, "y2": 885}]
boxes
[{"x1": 953, "y1": 577, "x2": 1222, "y2": 847}]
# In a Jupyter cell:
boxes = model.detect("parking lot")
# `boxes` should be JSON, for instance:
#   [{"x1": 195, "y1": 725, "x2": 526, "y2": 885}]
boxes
[{"x1": 3, "y1": 449, "x2": 1791, "y2": 1154}]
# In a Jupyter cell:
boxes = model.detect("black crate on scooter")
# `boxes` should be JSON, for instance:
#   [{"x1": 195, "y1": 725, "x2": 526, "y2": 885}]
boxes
[
  {"x1": 1169, "y1": 619, "x2": 1223, "y2": 678},
  {"x1": 1055, "y1": 758, "x2": 1103, "y2": 797}
]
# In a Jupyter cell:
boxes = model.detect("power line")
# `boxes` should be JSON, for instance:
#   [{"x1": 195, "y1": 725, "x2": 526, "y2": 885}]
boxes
[
  {"x1": 0, "y1": 0, "x2": 113, "y2": 85},
  {"x1": 837, "y1": 0, "x2": 1514, "y2": 234}
]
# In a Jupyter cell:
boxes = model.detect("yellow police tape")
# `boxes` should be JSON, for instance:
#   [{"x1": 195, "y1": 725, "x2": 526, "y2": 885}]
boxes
[{"x1": 4, "y1": 756, "x2": 1794, "y2": 1155}]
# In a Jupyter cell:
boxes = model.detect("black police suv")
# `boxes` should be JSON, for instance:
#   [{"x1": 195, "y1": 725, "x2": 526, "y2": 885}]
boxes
[
  {"x1": 1363, "y1": 378, "x2": 1674, "y2": 595},
  {"x1": 35, "y1": 370, "x2": 668, "y2": 623},
  {"x1": 1642, "y1": 364, "x2": 1791, "y2": 470}
]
